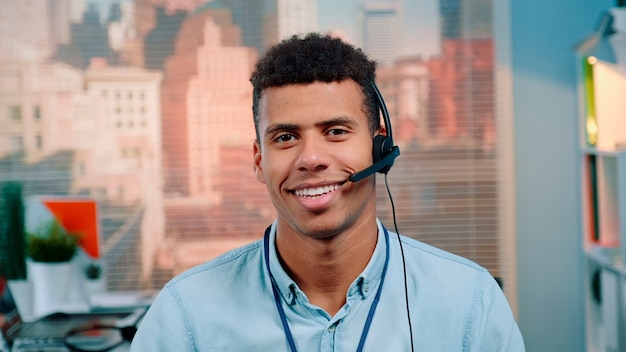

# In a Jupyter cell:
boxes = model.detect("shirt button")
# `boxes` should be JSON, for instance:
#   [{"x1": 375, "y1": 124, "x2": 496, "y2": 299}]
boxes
[
  {"x1": 363, "y1": 283, "x2": 370, "y2": 293},
  {"x1": 328, "y1": 324, "x2": 336, "y2": 333},
  {"x1": 286, "y1": 292, "x2": 292, "y2": 300}
]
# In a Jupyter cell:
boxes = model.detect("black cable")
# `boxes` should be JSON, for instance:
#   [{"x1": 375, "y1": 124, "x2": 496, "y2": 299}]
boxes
[{"x1": 384, "y1": 173, "x2": 414, "y2": 352}]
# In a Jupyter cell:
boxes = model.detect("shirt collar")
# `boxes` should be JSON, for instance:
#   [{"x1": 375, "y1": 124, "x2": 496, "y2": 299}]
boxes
[{"x1": 266, "y1": 219, "x2": 388, "y2": 305}]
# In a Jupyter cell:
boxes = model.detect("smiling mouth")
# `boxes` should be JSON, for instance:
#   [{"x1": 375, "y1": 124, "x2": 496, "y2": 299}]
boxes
[{"x1": 293, "y1": 184, "x2": 342, "y2": 198}]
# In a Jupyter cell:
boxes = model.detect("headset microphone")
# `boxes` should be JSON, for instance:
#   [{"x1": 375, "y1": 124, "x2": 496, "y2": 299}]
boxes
[
  {"x1": 348, "y1": 83, "x2": 400, "y2": 183},
  {"x1": 348, "y1": 146, "x2": 400, "y2": 182},
  {"x1": 349, "y1": 83, "x2": 413, "y2": 351}
]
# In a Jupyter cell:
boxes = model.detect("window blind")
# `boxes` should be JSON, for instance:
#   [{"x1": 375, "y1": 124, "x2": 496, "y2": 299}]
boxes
[{"x1": 0, "y1": 0, "x2": 514, "y2": 305}]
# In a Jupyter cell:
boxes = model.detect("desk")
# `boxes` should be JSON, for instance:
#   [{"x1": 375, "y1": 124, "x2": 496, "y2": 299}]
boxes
[
  {"x1": 4, "y1": 309, "x2": 144, "y2": 352},
  {"x1": 23, "y1": 291, "x2": 153, "y2": 323},
  {"x1": 1, "y1": 292, "x2": 151, "y2": 352}
]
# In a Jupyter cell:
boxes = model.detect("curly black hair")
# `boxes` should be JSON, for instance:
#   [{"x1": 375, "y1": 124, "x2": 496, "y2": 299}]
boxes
[{"x1": 250, "y1": 33, "x2": 379, "y2": 140}]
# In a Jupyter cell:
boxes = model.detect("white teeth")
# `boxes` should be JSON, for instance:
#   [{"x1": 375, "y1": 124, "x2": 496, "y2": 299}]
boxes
[{"x1": 295, "y1": 184, "x2": 339, "y2": 197}]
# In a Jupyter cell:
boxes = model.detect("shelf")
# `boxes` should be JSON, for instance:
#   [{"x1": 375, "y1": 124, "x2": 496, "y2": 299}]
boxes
[
  {"x1": 581, "y1": 59, "x2": 626, "y2": 151},
  {"x1": 578, "y1": 9, "x2": 626, "y2": 350},
  {"x1": 581, "y1": 151, "x2": 626, "y2": 259},
  {"x1": 584, "y1": 255, "x2": 626, "y2": 352},
  {"x1": 585, "y1": 245, "x2": 626, "y2": 275},
  {"x1": 582, "y1": 147, "x2": 626, "y2": 156}
]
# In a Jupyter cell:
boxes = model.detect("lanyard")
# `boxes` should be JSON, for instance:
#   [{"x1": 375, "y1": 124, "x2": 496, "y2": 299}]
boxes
[{"x1": 263, "y1": 225, "x2": 390, "y2": 352}]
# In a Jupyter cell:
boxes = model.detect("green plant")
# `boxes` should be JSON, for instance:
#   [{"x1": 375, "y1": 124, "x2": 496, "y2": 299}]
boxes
[
  {"x1": 27, "y1": 219, "x2": 81, "y2": 263},
  {"x1": 0, "y1": 182, "x2": 27, "y2": 280},
  {"x1": 84, "y1": 262, "x2": 102, "y2": 280}
]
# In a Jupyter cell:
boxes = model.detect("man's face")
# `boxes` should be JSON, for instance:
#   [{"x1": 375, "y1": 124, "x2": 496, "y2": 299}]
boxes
[{"x1": 254, "y1": 80, "x2": 378, "y2": 239}]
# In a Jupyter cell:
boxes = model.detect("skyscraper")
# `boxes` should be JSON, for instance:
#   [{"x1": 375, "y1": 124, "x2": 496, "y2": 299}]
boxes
[
  {"x1": 160, "y1": 8, "x2": 257, "y2": 197},
  {"x1": 424, "y1": 0, "x2": 494, "y2": 142},
  {"x1": 439, "y1": 0, "x2": 492, "y2": 39},
  {"x1": 276, "y1": 0, "x2": 317, "y2": 41},
  {"x1": 361, "y1": 0, "x2": 400, "y2": 67},
  {"x1": 257, "y1": 0, "x2": 317, "y2": 49}
]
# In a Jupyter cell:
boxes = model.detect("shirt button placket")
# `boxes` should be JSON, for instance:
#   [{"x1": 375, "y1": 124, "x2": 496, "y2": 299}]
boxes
[{"x1": 320, "y1": 321, "x2": 338, "y2": 352}]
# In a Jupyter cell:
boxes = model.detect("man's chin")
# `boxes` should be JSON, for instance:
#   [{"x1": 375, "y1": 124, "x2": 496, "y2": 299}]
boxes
[{"x1": 293, "y1": 219, "x2": 352, "y2": 241}]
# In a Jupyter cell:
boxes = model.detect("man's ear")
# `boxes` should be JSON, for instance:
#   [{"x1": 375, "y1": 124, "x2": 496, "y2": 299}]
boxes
[
  {"x1": 253, "y1": 140, "x2": 265, "y2": 184},
  {"x1": 378, "y1": 123, "x2": 387, "y2": 137}
]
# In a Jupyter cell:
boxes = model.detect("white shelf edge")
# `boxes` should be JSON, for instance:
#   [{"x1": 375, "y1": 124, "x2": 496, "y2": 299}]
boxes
[
  {"x1": 582, "y1": 147, "x2": 626, "y2": 156},
  {"x1": 585, "y1": 246, "x2": 626, "y2": 275}
]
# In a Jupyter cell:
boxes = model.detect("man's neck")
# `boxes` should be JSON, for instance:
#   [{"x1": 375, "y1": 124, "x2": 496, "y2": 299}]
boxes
[{"x1": 275, "y1": 217, "x2": 378, "y2": 315}]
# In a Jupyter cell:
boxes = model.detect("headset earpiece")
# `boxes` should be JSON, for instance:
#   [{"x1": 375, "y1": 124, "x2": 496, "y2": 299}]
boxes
[
  {"x1": 373, "y1": 134, "x2": 394, "y2": 174},
  {"x1": 347, "y1": 83, "x2": 400, "y2": 183},
  {"x1": 371, "y1": 83, "x2": 398, "y2": 175}
]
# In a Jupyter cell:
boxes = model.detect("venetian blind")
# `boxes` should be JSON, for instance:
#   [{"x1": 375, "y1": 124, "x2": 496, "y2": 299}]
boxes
[{"x1": 0, "y1": 0, "x2": 515, "y2": 306}]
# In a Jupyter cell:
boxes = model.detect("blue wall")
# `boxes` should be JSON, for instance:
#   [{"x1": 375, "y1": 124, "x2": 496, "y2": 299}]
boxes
[{"x1": 511, "y1": 0, "x2": 614, "y2": 350}]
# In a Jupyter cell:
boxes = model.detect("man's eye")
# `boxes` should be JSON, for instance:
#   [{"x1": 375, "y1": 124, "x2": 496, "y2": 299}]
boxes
[
  {"x1": 275, "y1": 134, "x2": 295, "y2": 143},
  {"x1": 327, "y1": 128, "x2": 348, "y2": 136}
]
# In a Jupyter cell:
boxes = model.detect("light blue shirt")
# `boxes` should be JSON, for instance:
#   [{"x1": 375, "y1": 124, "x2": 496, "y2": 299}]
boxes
[{"x1": 131, "y1": 220, "x2": 525, "y2": 351}]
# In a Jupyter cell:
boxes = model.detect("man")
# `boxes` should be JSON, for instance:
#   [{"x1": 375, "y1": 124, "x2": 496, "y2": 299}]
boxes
[{"x1": 131, "y1": 33, "x2": 525, "y2": 351}]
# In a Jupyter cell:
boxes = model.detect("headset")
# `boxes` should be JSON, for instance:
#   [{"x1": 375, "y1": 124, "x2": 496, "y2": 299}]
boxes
[
  {"x1": 348, "y1": 83, "x2": 401, "y2": 183},
  {"x1": 348, "y1": 82, "x2": 415, "y2": 351}
]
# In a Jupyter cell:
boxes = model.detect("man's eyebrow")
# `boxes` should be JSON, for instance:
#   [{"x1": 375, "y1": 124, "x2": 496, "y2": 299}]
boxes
[
  {"x1": 314, "y1": 117, "x2": 357, "y2": 129},
  {"x1": 264, "y1": 123, "x2": 299, "y2": 137},
  {"x1": 264, "y1": 117, "x2": 358, "y2": 137}
]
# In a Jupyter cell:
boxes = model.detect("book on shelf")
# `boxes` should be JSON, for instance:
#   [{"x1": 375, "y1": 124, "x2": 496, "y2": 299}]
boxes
[
  {"x1": 585, "y1": 154, "x2": 600, "y2": 242},
  {"x1": 583, "y1": 154, "x2": 621, "y2": 248},
  {"x1": 582, "y1": 56, "x2": 597, "y2": 147},
  {"x1": 584, "y1": 59, "x2": 626, "y2": 150}
]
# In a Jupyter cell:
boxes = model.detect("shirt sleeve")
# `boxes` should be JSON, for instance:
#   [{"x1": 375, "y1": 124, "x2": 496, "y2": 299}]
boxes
[
  {"x1": 130, "y1": 285, "x2": 195, "y2": 351},
  {"x1": 464, "y1": 274, "x2": 526, "y2": 352}
]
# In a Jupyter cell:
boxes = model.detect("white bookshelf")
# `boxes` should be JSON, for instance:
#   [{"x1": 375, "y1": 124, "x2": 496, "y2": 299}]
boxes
[{"x1": 577, "y1": 8, "x2": 626, "y2": 352}]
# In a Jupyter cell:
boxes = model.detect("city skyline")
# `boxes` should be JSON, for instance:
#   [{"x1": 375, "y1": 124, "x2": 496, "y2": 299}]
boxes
[
  {"x1": 0, "y1": 0, "x2": 501, "y2": 290},
  {"x1": 88, "y1": 0, "x2": 442, "y2": 58}
]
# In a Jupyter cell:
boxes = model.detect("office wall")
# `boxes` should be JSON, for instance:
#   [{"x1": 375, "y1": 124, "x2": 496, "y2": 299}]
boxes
[{"x1": 508, "y1": 0, "x2": 614, "y2": 350}]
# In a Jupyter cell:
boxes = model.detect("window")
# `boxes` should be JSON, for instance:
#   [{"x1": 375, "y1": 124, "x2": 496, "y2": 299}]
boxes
[
  {"x1": 33, "y1": 105, "x2": 41, "y2": 120},
  {"x1": 0, "y1": 1, "x2": 515, "y2": 305},
  {"x1": 35, "y1": 135, "x2": 43, "y2": 150},
  {"x1": 11, "y1": 136, "x2": 23, "y2": 150},
  {"x1": 9, "y1": 105, "x2": 21, "y2": 120}
]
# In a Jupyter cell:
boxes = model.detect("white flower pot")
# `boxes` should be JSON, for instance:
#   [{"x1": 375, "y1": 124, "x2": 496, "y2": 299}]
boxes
[
  {"x1": 83, "y1": 278, "x2": 106, "y2": 302},
  {"x1": 28, "y1": 261, "x2": 73, "y2": 316}
]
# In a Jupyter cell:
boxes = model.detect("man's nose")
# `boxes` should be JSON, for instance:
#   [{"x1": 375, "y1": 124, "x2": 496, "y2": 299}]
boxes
[{"x1": 295, "y1": 136, "x2": 330, "y2": 173}]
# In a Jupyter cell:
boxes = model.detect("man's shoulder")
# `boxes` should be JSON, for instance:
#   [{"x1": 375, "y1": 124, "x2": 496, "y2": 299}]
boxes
[
  {"x1": 392, "y1": 234, "x2": 502, "y2": 303},
  {"x1": 395, "y1": 234, "x2": 488, "y2": 274}
]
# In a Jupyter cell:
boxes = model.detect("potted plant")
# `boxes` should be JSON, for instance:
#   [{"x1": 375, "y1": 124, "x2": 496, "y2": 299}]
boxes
[
  {"x1": 83, "y1": 261, "x2": 105, "y2": 299},
  {"x1": 27, "y1": 219, "x2": 80, "y2": 263},
  {"x1": 26, "y1": 218, "x2": 81, "y2": 315},
  {"x1": 0, "y1": 181, "x2": 32, "y2": 318},
  {"x1": 84, "y1": 262, "x2": 103, "y2": 280}
]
